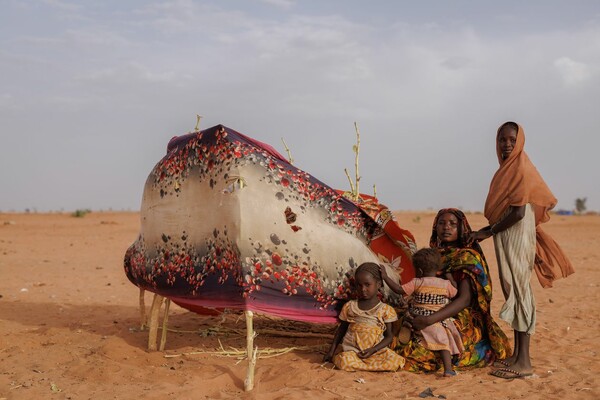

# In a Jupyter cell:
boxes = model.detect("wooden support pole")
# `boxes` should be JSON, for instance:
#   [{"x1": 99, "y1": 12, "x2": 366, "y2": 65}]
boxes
[
  {"x1": 244, "y1": 310, "x2": 257, "y2": 392},
  {"x1": 147, "y1": 294, "x2": 164, "y2": 351},
  {"x1": 139, "y1": 288, "x2": 146, "y2": 330},
  {"x1": 159, "y1": 298, "x2": 171, "y2": 351}
]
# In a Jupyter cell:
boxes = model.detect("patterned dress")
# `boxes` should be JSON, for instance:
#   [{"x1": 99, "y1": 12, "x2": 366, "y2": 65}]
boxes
[
  {"x1": 333, "y1": 301, "x2": 405, "y2": 372},
  {"x1": 402, "y1": 277, "x2": 464, "y2": 355}
]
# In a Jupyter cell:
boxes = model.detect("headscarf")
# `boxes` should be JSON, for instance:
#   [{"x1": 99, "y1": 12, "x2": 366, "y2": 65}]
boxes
[
  {"x1": 429, "y1": 208, "x2": 484, "y2": 257},
  {"x1": 483, "y1": 122, "x2": 574, "y2": 288},
  {"x1": 430, "y1": 208, "x2": 493, "y2": 310}
]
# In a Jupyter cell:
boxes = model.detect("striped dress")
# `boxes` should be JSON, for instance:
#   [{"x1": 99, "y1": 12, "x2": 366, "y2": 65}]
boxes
[{"x1": 493, "y1": 203, "x2": 537, "y2": 334}]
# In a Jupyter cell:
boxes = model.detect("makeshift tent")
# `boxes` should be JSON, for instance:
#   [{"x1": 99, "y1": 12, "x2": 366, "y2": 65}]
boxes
[{"x1": 125, "y1": 124, "x2": 415, "y2": 324}]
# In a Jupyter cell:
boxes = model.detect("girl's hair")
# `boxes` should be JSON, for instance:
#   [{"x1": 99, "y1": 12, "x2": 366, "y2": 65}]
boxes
[
  {"x1": 412, "y1": 248, "x2": 442, "y2": 276},
  {"x1": 499, "y1": 121, "x2": 519, "y2": 133},
  {"x1": 355, "y1": 262, "x2": 383, "y2": 284}
]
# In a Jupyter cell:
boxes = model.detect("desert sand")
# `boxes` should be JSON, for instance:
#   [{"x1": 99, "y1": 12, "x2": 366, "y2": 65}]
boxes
[{"x1": 0, "y1": 211, "x2": 598, "y2": 399}]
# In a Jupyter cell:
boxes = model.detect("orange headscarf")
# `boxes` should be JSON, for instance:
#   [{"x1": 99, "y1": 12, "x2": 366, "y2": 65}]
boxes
[{"x1": 484, "y1": 122, "x2": 574, "y2": 288}]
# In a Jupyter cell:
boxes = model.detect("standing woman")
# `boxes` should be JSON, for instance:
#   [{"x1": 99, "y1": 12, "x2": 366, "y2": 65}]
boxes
[{"x1": 470, "y1": 121, "x2": 574, "y2": 379}]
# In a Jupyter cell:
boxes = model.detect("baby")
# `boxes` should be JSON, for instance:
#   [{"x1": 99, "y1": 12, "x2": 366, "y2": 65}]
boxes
[{"x1": 381, "y1": 248, "x2": 463, "y2": 376}]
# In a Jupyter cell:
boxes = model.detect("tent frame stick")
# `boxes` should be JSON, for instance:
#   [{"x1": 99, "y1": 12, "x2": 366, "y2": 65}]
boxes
[
  {"x1": 244, "y1": 310, "x2": 257, "y2": 391},
  {"x1": 159, "y1": 298, "x2": 171, "y2": 351},
  {"x1": 148, "y1": 294, "x2": 164, "y2": 351},
  {"x1": 139, "y1": 288, "x2": 146, "y2": 330}
]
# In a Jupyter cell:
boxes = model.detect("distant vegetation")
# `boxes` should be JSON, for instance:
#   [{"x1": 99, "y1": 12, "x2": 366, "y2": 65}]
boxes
[
  {"x1": 72, "y1": 209, "x2": 92, "y2": 218},
  {"x1": 575, "y1": 198, "x2": 587, "y2": 214}
]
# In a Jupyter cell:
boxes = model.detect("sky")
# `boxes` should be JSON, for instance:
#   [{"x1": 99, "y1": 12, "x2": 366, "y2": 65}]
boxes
[{"x1": 1, "y1": 0, "x2": 599, "y2": 213}]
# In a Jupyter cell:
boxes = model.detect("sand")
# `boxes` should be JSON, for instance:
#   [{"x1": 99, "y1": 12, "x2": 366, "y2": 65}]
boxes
[{"x1": 0, "y1": 211, "x2": 598, "y2": 399}]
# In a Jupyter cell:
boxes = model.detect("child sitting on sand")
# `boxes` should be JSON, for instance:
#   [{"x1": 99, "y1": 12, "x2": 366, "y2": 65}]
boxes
[
  {"x1": 381, "y1": 248, "x2": 463, "y2": 377},
  {"x1": 323, "y1": 262, "x2": 405, "y2": 372}
]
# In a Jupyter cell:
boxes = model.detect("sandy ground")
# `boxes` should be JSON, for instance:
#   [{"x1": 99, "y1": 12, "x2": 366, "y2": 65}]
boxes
[{"x1": 0, "y1": 211, "x2": 598, "y2": 400}]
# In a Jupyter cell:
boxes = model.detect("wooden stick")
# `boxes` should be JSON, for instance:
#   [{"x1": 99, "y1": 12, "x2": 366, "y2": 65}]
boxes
[
  {"x1": 353, "y1": 121, "x2": 361, "y2": 202},
  {"x1": 195, "y1": 114, "x2": 202, "y2": 131},
  {"x1": 244, "y1": 310, "x2": 256, "y2": 392},
  {"x1": 281, "y1": 138, "x2": 294, "y2": 165},
  {"x1": 163, "y1": 344, "x2": 325, "y2": 359},
  {"x1": 159, "y1": 298, "x2": 171, "y2": 351},
  {"x1": 139, "y1": 288, "x2": 146, "y2": 330},
  {"x1": 344, "y1": 168, "x2": 355, "y2": 196},
  {"x1": 147, "y1": 294, "x2": 164, "y2": 351},
  {"x1": 256, "y1": 329, "x2": 333, "y2": 339}
]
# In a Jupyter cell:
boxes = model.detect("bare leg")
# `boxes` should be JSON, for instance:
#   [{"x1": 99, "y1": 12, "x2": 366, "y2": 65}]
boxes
[
  {"x1": 491, "y1": 330, "x2": 533, "y2": 379},
  {"x1": 495, "y1": 330, "x2": 519, "y2": 367},
  {"x1": 440, "y1": 350, "x2": 456, "y2": 377},
  {"x1": 509, "y1": 331, "x2": 532, "y2": 373}
]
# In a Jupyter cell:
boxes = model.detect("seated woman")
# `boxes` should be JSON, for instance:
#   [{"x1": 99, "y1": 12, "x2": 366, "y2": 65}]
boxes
[{"x1": 394, "y1": 208, "x2": 511, "y2": 372}]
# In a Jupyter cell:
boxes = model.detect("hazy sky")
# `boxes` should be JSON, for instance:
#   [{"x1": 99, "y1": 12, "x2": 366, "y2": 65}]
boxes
[{"x1": 1, "y1": 0, "x2": 599, "y2": 213}]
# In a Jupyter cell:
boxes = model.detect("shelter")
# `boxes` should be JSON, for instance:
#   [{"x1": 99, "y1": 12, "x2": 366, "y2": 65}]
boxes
[{"x1": 125, "y1": 124, "x2": 416, "y2": 324}]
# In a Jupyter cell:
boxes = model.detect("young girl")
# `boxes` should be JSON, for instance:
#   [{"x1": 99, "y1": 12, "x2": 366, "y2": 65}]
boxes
[
  {"x1": 381, "y1": 248, "x2": 463, "y2": 377},
  {"x1": 470, "y1": 121, "x2": 574, "y2": 379},
  {"x1": 323, "y1": 262, "x2": 405, "y2": 372}
]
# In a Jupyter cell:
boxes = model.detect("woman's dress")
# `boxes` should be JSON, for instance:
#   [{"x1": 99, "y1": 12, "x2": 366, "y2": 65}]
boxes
[{"x1": 396, "y1": 247, "x2": 511, "y2": 372}]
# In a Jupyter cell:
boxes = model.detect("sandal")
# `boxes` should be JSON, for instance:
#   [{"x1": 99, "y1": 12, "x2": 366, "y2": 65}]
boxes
[
  {"x1": 490, "y1": 368, "x2": 533, "y2": 380},
  {"x1": 492, "y1": 359, "x2": 511, "y2": 368}
]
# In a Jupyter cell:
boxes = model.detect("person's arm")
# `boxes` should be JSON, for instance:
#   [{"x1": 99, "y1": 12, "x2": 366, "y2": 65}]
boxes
[
  {"x1": 445, "y1": 272, "x2": 458, "y2": 289},
  {"x1": 409, "y1": 278, "x2": 472, "y2": 331},
  {"x1": 357, "y1": 321, "x2": 395, "y2": 359},
  {"x1": 469, "y1": 205, "x2": 527, "y2": 242},
  {"x1": 379, "y1": 265, "x2": 405, "y2": 295},
  {"x1": 323, "y1": 320, "x2": 349, "y2": 362}
]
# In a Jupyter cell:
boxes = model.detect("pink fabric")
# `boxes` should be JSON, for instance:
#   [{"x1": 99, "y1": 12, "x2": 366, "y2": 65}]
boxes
[
  {"x1": 401, "y1": 278, "x2": 456, "y2": 298},
  {"x1": 402, "y1": 277, "x2": 463, "y2": 354},
  {"x1": 170, "y1": 296, "x2": 338, "y2": 324}
]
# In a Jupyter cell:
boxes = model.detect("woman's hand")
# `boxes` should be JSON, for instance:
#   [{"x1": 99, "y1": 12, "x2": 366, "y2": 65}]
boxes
[
  {"x1": 468, "y1": 229, "x2": 492, "y2": 244},
  {"x1": 403, "y1": 312, "x2": 431, "y2": 331},
  {"x1": 410, "y1": 315, "x2": 431, "y2": 331},
  {"x1": 357, "y1": 347, "x2": 377, "y2": 359}
]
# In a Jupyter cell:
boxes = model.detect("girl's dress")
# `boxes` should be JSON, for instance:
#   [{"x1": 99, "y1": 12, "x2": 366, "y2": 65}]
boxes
[
  {"x1": 402, "y1": 277, "x2": 464, "y2": 355},
  {"x1": 333, "y1": 300, "x2": 405, "y2": 372}
]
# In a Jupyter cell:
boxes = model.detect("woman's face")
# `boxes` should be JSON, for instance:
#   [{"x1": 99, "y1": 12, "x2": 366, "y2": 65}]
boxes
[
  {"x1": 498, "y1": 127, "x2": 517, "y2": 160},
  {"x1": 436, "y1": 212, "x2": 459, "y2": 243}
]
